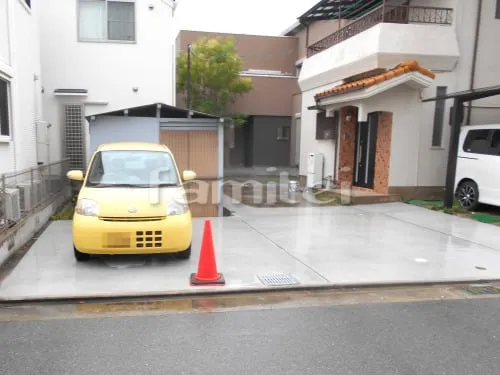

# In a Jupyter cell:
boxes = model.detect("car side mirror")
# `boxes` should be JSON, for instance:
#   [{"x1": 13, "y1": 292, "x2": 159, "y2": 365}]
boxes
[
  {"x1": 182, "y1": 170, "x2": 196, "y2": 181},
  {"x1": 67, "y1": 170, "x2": 84, "y2": 181}
]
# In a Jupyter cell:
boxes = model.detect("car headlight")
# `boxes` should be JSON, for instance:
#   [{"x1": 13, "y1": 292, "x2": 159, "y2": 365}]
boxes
[
  {"x1": 167, "y1": 197, "x2": 189, "y2": 216},
  {"x1": 75, "y1": 198, "x2": 99, "y2": 217}
]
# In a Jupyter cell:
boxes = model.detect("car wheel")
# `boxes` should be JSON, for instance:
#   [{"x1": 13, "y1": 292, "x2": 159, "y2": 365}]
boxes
[
  {"x1": 176, "y1": 244, "x2": 191, "y2": 260},
  {"x1": 457, "y1": 180, "x2": 480, "y2": 211},
  {"x1": 74, "y1": 245, "x2": 91, "y2": 262}
]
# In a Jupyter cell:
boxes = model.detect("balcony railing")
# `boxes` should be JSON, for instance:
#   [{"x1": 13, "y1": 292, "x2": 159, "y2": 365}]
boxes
[{"x1": 307, "y1": 5, "x2": 453, "y2": 57}]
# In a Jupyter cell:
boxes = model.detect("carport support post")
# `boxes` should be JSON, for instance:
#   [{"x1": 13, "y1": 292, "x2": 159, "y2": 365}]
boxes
[
  {"x1": 444, "y1": 98, "x2": 463, "y2": 208},
  {"x1": 187, "y1": 43, "x2": 192, "y2": 113}
]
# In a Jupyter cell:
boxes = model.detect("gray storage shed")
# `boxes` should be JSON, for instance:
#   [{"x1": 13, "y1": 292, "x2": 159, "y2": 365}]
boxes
[{"x1": 86, "y1": 103, "x2": 224, "y2": 217}]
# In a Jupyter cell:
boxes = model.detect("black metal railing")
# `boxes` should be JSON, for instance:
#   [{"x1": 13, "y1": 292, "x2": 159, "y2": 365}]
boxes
[{"x1": 308, "y1": 5, "x2": 453, "y2": 57}]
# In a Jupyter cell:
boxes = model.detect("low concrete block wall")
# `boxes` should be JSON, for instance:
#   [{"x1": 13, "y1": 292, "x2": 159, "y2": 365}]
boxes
[{"x1": 0, "y1": 189, "x2": 71, "y2": 266}]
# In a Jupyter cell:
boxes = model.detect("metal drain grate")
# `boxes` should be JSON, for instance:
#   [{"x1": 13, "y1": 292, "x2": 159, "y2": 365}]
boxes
[
  {"x1": 463, "y1": 285, "x2": 500, "y2": 295},
  {"x1": 257, "y1": 272, "x2": 299, "y2": 286}
]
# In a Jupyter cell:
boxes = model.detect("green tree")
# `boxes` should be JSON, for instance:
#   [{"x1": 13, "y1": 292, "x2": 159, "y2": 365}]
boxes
[{"x1": 176, "y1": 36, "x2": 254, "y2": 126}]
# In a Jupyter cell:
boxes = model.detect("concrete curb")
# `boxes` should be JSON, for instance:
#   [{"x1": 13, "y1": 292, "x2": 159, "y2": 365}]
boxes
[{"x1": 1, "y1": 278, "x2": 499, "y2": 305}]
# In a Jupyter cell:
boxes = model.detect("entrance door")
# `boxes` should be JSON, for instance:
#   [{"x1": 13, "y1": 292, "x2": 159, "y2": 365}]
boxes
[{"x1": 353, "y1": 112, "x2": 378, "y2": 189}]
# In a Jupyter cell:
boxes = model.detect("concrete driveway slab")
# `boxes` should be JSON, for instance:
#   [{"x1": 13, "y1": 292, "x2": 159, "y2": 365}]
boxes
[
  {"x1": 2, "y1": 201, "x2": 500, "y2": 301},
  {"x1": 0, "y1": 219, "x2": 328, "y2": 301},
  {"x1": 360, "y1": 203, "x2": 500, "y2": 250},
  {"x1": 237, "y1": 202, "x2": 500, "y2": 285}
]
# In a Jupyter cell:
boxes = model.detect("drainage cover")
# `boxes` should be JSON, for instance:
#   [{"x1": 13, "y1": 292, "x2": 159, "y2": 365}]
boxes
[
  {"x1": 463, "y1": 285, "x2": 500, "y2": 295},
  {"x1": 257, "y1": 272, "x2": 299, "y2": 286}
]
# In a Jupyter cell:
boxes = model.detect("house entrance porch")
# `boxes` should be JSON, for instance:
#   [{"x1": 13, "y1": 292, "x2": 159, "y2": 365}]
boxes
[
  {"x1": 310, "y1": 61, "x2": 438, "y2": 204},
  {"x1": 330, "y1": 106, "x2": 400, "y2": 204}
]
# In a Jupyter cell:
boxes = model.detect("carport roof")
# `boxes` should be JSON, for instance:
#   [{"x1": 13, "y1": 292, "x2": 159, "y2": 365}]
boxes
[
  {"x1": 85, "y1": 103, "x2": 219, "y2": 120},
  {"x1": 422, "y1": 85, "x2": 500, "y2": 102},
  {"x1": 298, "y1": 0, "x2": 382, "y2": 23}
]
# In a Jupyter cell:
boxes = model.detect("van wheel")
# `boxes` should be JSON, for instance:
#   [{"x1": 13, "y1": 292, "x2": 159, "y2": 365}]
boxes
[
  {"x1": 457, "y1": 180, "x2": 479, "y2": 211},
  {"x1": 176, "y1": 244, "x2": 191, "y2": 260},
  {"x1": 74, "y1": 245, "x2": 91, "y2": 262}
]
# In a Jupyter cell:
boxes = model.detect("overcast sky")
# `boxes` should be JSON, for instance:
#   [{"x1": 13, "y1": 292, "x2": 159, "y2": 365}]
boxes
[{"x1": 173, "y1": 0, "x2": 319, "y2": 36}]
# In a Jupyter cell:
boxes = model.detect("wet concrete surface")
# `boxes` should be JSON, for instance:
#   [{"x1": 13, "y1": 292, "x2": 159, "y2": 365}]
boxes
[
  {"x1": 2, "y1": 294, "x2": 500, "y2": 375},
  {"x1": 2, "y1": 200, "x2": 500, "y2": 301}
]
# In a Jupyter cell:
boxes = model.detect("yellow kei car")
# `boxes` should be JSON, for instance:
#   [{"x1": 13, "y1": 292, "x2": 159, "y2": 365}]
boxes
[{"x1": 67, "y1": 142, "x2": 196, "y2": 262}]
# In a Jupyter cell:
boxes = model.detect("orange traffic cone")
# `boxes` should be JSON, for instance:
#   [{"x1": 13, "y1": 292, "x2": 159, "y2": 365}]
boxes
[{"x1": 190, "y1": 219, "x2": 225, "y2": 286}]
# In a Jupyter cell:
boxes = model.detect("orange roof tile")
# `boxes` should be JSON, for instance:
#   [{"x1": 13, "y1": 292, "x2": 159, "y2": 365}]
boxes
[{"x1": 314, "y1": 60, "x2": 436, "y2": 100}]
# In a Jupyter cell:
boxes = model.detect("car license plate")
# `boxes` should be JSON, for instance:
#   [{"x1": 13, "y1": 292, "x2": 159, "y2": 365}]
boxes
[{"x1": 104, "y1": 233, "x2": 131, "y2": 248}]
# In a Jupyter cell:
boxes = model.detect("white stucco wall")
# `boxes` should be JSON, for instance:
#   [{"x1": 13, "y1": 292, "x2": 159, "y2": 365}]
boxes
[
  {"x1": 299, "y1": 83, "x2": 337, "y2": 179},
  {"x1": 38, "y1": 0, "x2": 175, "y2": 164},
  {"x1": 0, "y1": 0, "x2": 43, "y2": 175},
  {"x1": 467, "y1": 0, "x2": 500, "y2": 124}
]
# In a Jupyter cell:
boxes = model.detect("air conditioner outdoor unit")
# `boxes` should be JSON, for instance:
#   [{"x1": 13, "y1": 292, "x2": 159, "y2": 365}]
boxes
[
  {"x1": 16, "y1": 182, "x2": 33, "y2": 212},
  {"x1": 3, "y1": 188, "x2": 22, "y2": 222}
]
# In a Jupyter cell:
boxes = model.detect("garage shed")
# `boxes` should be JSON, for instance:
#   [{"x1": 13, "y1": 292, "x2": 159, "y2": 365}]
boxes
[{"x1": 86, "y1": 103, "x2": 224, "y2": 218}]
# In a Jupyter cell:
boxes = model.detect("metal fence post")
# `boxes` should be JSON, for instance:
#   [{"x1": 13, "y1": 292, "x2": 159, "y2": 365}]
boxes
[
  {"x1": 30, "y1": 168, "x2": 34, "y2": 212},
  {"x1": 1, "y1": 174, "x2": 5, "y2": 226},
  {"x1": 49, "y1": 162, "x2": 52, "y2": 197}
]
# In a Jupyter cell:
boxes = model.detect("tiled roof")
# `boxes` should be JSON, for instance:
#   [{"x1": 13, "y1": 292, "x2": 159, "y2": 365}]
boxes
[{"x1": 314, "y1": 60, "x2": 436, "y2": 100}]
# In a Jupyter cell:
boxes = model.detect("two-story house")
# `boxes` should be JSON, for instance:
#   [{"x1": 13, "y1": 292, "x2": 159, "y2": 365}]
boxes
[
  {"x1": 176, "y1": 30, "x2": 300, "y2": 169},
  {"x1": 38, "y1": 0, "x2": 177, "y2": 169},
  {"x1": 286, "y1": 0, "x2": 500, "y2": 200},
  {"x1": 0, "y1": 0, "x2": 44, "y2": 175}
]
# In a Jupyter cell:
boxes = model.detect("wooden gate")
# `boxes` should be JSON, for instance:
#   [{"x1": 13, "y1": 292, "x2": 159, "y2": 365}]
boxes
[{"x1": 160, "y1": 130, "x2": 219, "y2": 217}]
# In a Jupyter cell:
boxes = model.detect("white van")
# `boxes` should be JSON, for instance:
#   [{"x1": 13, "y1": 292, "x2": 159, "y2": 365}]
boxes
[{"x1": 455, "y1": 124, "x2": 500, "y2": 210}]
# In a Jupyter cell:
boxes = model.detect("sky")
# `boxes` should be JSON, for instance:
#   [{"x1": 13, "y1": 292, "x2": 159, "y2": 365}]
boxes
[{"x1": 173, "y1": 0, "x2": 319, "y2": 36}]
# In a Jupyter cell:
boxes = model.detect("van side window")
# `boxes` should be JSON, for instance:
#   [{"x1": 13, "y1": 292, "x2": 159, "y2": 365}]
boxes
[
  {"x1": 463, "y1": 129, "x2": 491, "y2": 154},
  {"x1": 490, "y1": 130, "x2": 500, "y2": 155}
]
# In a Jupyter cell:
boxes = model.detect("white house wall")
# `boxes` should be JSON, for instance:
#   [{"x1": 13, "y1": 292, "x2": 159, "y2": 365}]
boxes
[
  {"x1": 352, "y1": 85, "x2": 434, "y2": 187},
  {"x1": 299, "y1": 83, "x2": 337, "y2": 178},
  {"x1": 467, "y1": 0, "x2": 500, "y2": 124},
  {"x1": 0, "y1": 0, "x2": 43, "y2": 175},
  {"x1": 0, "y1": 0, "x2": 10, "y2": 66},
  {"x1": 38, "y1": 0, "x2": 175, "y2": 163}
]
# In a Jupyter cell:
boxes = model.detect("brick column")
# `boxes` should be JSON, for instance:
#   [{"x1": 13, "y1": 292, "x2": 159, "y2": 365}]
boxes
[
  {"x1": 337, "y1": 106, "x2": 357, "y2": 188},
  {"x1": 373, "y1": 111, "x2": 393, "y2": 194}
]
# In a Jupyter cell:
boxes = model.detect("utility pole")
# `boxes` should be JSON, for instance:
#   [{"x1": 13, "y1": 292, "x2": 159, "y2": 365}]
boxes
[{"x1": 186, "y1": 43, "x2": 192, "y2": 117}]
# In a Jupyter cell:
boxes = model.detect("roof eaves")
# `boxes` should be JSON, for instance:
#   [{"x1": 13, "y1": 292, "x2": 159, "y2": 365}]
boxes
[{"x1": 314, "y1": 60, "x2": 436, "y2": 101}]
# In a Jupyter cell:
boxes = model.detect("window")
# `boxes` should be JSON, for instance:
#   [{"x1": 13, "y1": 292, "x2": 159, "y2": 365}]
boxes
[
  {"x1": 86, "y1": 150, "x2": 180, "y2": 187},
  {"x1": 78, "y1": 0, "x2": 135, "y2": 42},
  {"x1": 462, "y1": 129, "x2": 491, "y2": 154},
  {"x1": 0, "y1": 78, "x2": 10, "y2": 137},
  {"x1": 432, "y1": 86, "x2": 447, "y2": 147},
  {"x1": 489, "y1": 130, "x2": 500, "y2": 155},
  {"x1": 315, "y1": 110, "x2": 337, "y2": 140},
  {"x1": 277, "y1": 126, "x2": 290, "y2": 141}
]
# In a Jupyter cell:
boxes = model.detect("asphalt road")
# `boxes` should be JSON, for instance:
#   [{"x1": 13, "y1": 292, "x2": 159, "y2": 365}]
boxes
[{"x1": 1, "y1": 298, "x2": 500, "y2": 375}]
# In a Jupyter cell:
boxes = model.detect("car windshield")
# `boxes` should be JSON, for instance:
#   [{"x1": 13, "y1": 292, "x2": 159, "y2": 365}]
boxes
[{"x1": 85, "y1": 150, "x2": 180, "y2": 188}]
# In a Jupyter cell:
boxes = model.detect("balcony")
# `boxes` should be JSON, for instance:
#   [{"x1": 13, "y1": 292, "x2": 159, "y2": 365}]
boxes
[{"x1": 307, "y1": 5, "x2": 453, "y2": 57}]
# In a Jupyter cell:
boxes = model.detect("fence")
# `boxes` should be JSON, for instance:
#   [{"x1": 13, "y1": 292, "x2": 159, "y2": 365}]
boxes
[{"x1": 0, "y1": 159, "x2": 71, "y2": 234}]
